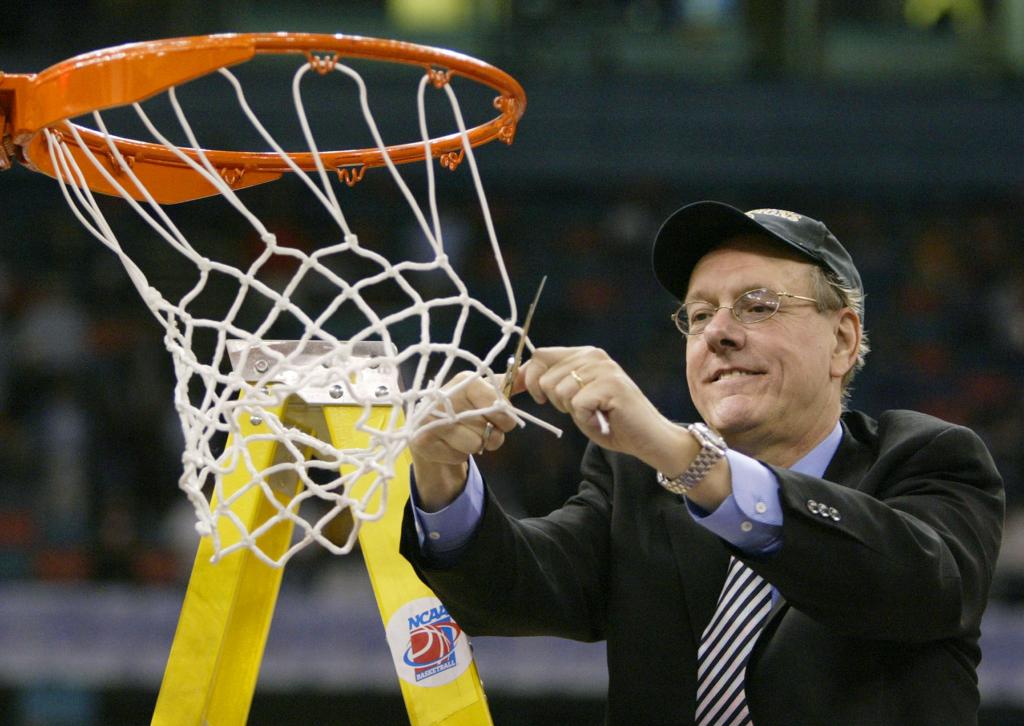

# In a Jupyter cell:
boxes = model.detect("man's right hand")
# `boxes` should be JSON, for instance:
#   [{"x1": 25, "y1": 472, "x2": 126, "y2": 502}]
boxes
[{"x1": 410, "y1": 370, "x2": 519, "y2": 512}]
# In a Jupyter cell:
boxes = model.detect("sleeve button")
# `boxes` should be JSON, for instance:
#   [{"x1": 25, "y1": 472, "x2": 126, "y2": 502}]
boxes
[
  {"x1": 740, "y1": 521, "x2": 753, "y2": 532},
  {"x1": 806, "y1": 499, "x2": 820, "y2": 514},
  {"x1": 754, "y1": 501, "x2": 768, "y2": 514}
]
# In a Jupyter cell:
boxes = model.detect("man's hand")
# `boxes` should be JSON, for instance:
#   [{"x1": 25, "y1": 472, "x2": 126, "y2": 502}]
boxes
[
  {"x1": 410, "y1": 371, "x2": 518, "y2": 512},
  {"x1": 511, "y1": 346, "x2": 730, "y2": 509},
  {"x1": 513, "y1": 347, "x2": 694, "y2": 469}
]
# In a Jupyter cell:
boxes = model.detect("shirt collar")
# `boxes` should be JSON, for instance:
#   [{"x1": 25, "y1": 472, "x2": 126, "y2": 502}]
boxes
[{"x1": 789, "y1": 420, "x2": 843, "y2": 478}]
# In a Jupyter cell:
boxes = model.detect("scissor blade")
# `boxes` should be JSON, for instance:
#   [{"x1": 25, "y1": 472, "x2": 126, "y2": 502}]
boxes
[{"x1": 502, "y1": 275, "x2": 547, "y2": 397}]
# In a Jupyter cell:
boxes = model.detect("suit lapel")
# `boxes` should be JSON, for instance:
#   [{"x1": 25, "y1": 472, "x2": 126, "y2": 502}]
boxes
[
  {"x1": 756, "y1": 419, "x2": 874, "y2": 634},
  {"x1": 822, "y1": 417, "x2": 875, "y2": 492},
  {"x1": 661, "y1": 418, "x2": 875, "y2": 648},
  {"x1": 662, "y1": 496, "x2": 731, "y2": 645}
]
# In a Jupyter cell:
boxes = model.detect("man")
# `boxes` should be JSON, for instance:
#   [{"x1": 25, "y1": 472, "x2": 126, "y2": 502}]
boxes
[{"x1": 400, "y1": 201, "x2": 1004, "y2": 725}]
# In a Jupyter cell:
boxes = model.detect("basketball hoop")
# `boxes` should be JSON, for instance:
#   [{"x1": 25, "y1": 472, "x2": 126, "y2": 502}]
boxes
[
  {"x1": 0, "y1": 33, "x2": 553, "y2": 567},
  {"x1": 0, "y1": 33, "x2": 525, "y2": 202}
]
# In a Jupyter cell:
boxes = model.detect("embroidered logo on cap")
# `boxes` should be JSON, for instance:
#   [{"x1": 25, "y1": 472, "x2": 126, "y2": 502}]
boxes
[{"x1": 747, "y1": 208, "x2": 802, "y2": 222}]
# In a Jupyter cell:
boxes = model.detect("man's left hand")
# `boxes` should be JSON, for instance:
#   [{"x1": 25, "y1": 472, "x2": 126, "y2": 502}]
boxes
[{"x1": 513, "y1": 346, "x2": 693, "y2": 470}]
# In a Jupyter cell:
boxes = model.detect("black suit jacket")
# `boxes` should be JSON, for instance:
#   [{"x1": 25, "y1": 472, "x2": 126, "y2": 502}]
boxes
[{"x1": 400, "y1": 410, "x2": 1004, "y2": 725}]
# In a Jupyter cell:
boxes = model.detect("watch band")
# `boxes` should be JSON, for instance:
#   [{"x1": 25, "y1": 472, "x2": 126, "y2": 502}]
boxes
[{"x1": 656, "y1": 423, "x2": 727, "y2": 495}]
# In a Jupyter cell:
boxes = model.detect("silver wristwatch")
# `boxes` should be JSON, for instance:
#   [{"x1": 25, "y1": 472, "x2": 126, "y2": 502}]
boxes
[{"x1": 656, "y1": 423, "x2": 728, "y2": 495}]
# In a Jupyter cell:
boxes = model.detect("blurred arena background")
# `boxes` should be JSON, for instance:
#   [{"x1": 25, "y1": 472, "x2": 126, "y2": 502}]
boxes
[{"x1": 2, "y1": 1, "x2": 1024, "y2": 724}]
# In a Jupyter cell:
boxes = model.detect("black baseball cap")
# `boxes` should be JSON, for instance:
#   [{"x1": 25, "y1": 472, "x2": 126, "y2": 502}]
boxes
[{"x1": 652, "y1": 201, "x2": 863, "y2": 303}]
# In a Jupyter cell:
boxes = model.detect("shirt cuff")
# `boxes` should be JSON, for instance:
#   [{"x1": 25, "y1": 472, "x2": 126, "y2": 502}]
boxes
[
  {"x1": 410, "y1": 457, "x2": 485, "y2": 557},
  {"x1": 686, "y1": 449, "x2": 783, "y2": 554}
]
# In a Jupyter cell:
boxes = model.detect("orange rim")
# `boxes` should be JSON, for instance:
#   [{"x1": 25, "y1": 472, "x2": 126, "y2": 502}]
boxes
[{"x1": 0, "y1": 33, "x2": 526, "y2": 203}]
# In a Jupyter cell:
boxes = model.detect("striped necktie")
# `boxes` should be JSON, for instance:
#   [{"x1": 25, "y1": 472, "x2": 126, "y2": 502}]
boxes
[{"x1": 695, "y1": 556, "x2": 774, "y2": 725}]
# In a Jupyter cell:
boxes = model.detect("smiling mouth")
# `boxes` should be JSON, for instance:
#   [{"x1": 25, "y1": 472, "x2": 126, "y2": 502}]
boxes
[{"x1": 712, "y1": 370, "x2": 763, "y2": 383}]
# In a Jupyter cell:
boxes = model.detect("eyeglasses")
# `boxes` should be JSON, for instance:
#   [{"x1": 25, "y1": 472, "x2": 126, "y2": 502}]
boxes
[{"x1": 672, "y1": 288, "x2": 820, "y2": 335}]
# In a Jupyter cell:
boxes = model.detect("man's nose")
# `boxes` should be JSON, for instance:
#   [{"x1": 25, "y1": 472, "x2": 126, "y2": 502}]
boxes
[{"x1": 702, "y1": 307, "x2": 744, "y2": 351}]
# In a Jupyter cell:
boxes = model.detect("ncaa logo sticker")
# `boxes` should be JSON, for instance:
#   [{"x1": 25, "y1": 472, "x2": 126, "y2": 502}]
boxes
[{"x1": 385, "y1": 596, "x2": 473, "y2": 687}]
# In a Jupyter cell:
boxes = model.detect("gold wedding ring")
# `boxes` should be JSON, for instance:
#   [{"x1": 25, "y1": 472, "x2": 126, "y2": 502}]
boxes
[
  {"x1": 479, "y1": 422, "x2": 495, "y2": 455},
  {"x1": 570, "y1": 369, "x2": 586, "y2": 388}
]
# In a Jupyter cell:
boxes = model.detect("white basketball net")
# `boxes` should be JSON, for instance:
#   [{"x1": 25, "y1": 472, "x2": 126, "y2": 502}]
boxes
[{"x1": 41, "y1": 53, "x2": 555, "y2": 567}]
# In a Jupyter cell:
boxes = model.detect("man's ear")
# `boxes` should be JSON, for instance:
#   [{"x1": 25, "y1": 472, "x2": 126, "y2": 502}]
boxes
[{"x1": 831, "y1": 308, "x2": 861, "y2": 380}]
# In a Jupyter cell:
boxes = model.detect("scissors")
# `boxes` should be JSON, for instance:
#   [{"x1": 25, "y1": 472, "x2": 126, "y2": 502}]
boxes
[
  {"x1": 479, "y1": 276, "x2": 546, "y2": 453},
  {"x1": 502, "y1": 276, "x2": 546, "y2": 398}
]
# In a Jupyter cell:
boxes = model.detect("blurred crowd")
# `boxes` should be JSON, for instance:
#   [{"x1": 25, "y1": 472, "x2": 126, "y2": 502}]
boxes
[{"x1": 0, "y1": 179, "x2": 1021, "y2": 609}]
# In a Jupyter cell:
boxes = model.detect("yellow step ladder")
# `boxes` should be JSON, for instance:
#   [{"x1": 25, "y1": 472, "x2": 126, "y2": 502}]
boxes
[{"x1": 152, "y1": 398, "x2": 492, "y2": 725}]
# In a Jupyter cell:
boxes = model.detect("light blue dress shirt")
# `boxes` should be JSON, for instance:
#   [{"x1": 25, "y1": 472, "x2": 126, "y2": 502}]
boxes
[{"x1": 412, "y1": 422, "x2": 844, "y2": 564}]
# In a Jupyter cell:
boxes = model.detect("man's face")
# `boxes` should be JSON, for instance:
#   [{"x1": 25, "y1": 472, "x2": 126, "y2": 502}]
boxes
[{"x1": 684, "y1": 235, "x2": 843, "y2": 457}]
